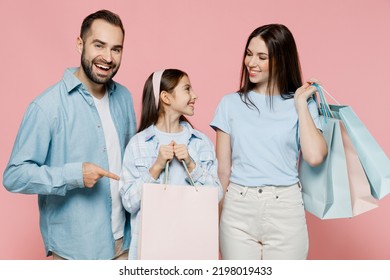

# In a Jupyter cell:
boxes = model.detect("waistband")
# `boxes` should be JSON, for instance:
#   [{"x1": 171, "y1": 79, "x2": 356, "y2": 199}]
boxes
[
  {"x1": 228, "y1": 182, "x2": 301, "y2": 197},
  {"x1": 230, "y1": 181, "x2": 300, "y2": 188}
]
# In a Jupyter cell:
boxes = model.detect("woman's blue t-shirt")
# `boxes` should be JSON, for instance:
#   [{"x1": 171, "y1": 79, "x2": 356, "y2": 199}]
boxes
[{"x1": 210, "y1": 91, "x2": 321, "y2": 186}]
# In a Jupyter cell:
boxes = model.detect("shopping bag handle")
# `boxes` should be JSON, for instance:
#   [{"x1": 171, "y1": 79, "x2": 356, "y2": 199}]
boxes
[
  {"x1": 312, "y1": 84, "x2": 341, "y2": 106},
  {"x1": 312, "y1": 84, "x2": 332, "y2": 119},
  {"x1": 163, "y1": 160, "x2": 197, "y2": 190},
  {"x1": 311, "y1": 83, "x2": 343, "y2": 124}
]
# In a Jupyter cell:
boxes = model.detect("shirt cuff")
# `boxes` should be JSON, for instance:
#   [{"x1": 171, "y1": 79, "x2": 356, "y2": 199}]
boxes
[
  {"x1": 63, "y1": 162, "x2": 84, "y2": 190},
  {"x1": 189, "y1": 162, "x2": 203, "y2": 184},
  {"x1": 144, "y1": 170, "x2": 160, "y2": 184}
]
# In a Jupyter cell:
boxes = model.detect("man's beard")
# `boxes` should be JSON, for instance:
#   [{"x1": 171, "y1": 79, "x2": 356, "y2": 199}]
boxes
[{"x1": 81, "y1": 52, "x2": 119, "y2": 84}]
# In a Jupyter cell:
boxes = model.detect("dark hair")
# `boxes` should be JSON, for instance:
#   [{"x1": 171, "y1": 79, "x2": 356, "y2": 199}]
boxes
[
  {"x1": 138, "y1": 69, "x2": 192, "y2": 132},
  {"x1": 80, "y1": 10, "x2": 125, "y2": 41},
  {"x1": 238, "y1": 24, "x2": 302, "y2": 110}
]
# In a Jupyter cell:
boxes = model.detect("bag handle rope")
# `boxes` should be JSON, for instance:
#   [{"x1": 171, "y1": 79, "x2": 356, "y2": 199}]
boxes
[
  {"x1": 312, "y1": 83, "x2": 341, "y2": 123},
  {"x1": 163, "y1": 160, "x2": 198, "y2": 191}
]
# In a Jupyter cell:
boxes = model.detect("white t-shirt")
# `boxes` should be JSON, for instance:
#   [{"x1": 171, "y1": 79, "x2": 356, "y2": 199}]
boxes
[{"x1": 93, "y1": 93, "x2": 124, "y2": 240}]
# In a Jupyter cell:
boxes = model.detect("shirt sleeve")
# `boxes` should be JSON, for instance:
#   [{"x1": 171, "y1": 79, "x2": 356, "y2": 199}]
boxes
[
  {"x1": 119, "y1": 138, "x2": 159, "y2": 214},
  {"x1": 210, "y1": 95, "x2": 231, "y2": 135},
  {"x1": 3, "y1": 102, "x2": 84, "y2": 196},
  {"x1": 127, "y1": 91, "x2": 137, "y2": 140},
  {"x1": 187, "y1": 134, "x2": 223, "y2": 201}
]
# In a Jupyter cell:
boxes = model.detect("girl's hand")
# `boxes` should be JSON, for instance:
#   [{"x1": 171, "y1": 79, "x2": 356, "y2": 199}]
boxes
[
  {"x1": 149, "y1": 141, "x2": 174, "y2": 180},
  {"x1": 173, "y1": 142, "x2": 191, "y2": 165},
  {"x1": 155, "y1": 141, "x2": 175, "y2": 170},
  {"x1": 173, "y1": 142, "x2": 196, "y2": 172}
]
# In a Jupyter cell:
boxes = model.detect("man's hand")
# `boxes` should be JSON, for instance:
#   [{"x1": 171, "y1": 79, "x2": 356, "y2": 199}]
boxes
[{"x1": 82, "y1": 162, "x2": 119, "y2": 188}]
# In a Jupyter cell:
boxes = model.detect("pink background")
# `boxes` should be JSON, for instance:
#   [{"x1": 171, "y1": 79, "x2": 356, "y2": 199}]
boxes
[{"x1": 1, "y1": 0, "x2": 389, "y2": 260}]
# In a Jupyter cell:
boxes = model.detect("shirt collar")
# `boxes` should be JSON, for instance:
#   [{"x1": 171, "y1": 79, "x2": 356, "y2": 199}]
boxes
[
  {"x1": 63, "y1": 67, "x2": 116, "y2": 95},
  {"x1": 143, "y1": 121, "x2": 203, "y2": 142}
]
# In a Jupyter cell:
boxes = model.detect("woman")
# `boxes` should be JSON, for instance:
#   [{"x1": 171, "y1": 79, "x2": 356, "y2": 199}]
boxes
[
  {"x1": 211, "y1": 24, "x2": 327, "y2": 260},
  {"x1": 120, "y1": 69, "x2": 222, "y2": 259}
]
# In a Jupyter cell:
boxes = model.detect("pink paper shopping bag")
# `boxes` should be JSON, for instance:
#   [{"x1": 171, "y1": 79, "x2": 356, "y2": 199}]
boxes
[{"x1": 138, "y1": 182, "x2": 219, "y2": 260}]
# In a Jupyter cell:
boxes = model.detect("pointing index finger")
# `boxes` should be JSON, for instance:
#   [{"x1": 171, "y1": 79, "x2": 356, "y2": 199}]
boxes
[
  {"x1": 105, "y1": 171, "x2": 120, "y2": 181},
  {"x1": 97, "y1": 167, "x2": 120, "y2": 181}
]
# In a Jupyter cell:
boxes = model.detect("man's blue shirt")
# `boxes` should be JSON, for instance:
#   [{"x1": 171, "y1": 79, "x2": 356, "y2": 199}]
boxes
[{"x1": 3, "y1": 68, "x2": 136, "y2": 259}]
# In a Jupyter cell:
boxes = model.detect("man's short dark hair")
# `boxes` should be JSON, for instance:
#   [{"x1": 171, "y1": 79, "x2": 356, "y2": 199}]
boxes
[{"x1": 80, "y1": 9, "x2": 125, "y2": 40}]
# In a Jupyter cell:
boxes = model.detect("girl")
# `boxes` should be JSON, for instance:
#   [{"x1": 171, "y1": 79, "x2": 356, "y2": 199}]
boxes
[
  {"x1": 120, "y1": 69, "x2": 222, "y2": 259},
  {"x1": 211, "y1": 24, "x2": 327, "y2": 260}
]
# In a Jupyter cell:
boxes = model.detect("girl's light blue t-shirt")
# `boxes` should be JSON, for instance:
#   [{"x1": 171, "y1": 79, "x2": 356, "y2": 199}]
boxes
[
  {"x1": 210, "y1": 91, "x2": 321, "y2": 187},
  {"x1": 154, "y1": 125, "x2": 190, "y2": 186}
]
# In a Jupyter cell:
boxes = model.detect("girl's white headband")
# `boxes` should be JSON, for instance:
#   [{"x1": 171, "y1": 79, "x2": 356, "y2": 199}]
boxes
[{"x1": 152, "y1": 70, "x2": 165, "y2": 109}]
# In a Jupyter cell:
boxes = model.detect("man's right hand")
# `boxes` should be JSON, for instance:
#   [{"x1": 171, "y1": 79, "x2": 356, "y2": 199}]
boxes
[{"x1": 82, "y1": 162, "x2": 120, "y2": 188}]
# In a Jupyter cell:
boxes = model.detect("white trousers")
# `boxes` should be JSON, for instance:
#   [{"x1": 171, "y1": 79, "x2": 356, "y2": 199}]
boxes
[{"x1": 219, "y1": 183, "x2": 308, "y2": 260}]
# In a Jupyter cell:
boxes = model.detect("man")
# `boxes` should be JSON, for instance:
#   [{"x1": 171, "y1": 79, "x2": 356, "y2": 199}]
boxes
[{"x1": 3, "y1": 10, "x2": 136, "y2": 260}]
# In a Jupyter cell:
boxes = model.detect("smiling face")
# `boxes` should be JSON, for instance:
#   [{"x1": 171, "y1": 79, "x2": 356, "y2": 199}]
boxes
[
  {"x1": 169, "y1": 75, "x2": 197, "y2": 117},
  {"x1": 244, "y1": 36, "x2": 270, "y2": 93},
  {"x1": 77, "y1": 19, "x2": 124, "y2": 86}
]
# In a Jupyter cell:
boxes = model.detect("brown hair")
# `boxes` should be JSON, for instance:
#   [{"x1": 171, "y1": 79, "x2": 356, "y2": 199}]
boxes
[
  {"x1": 138, "y1": 69, "x2": 192, "y2": 132},
  {"x1": 80, "y1": 9, "x2": 125, "y2": 41},
  {"x1": 239, "y1": 24, "x2": 302, "y2": 110}
]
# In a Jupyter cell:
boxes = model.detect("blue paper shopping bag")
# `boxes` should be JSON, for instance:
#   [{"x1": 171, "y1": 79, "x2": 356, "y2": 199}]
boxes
[
  {"x1": 299, "y1": 116, "x2": 353, "y2": 219},
  {"x1": 299, "y1": 85, "x2": 379, "y2": 219},
  {"x1": 330, "y1": 105, "x2": 390, "y2": 199}
]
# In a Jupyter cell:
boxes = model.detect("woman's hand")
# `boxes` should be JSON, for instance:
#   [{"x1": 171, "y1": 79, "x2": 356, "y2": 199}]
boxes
[
  {"x1": 294, "y1": 78, "x2": 320, "y2": 110},
  {"x1": 295, "y1": 78, "x2": 327, "y2": 166}
]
